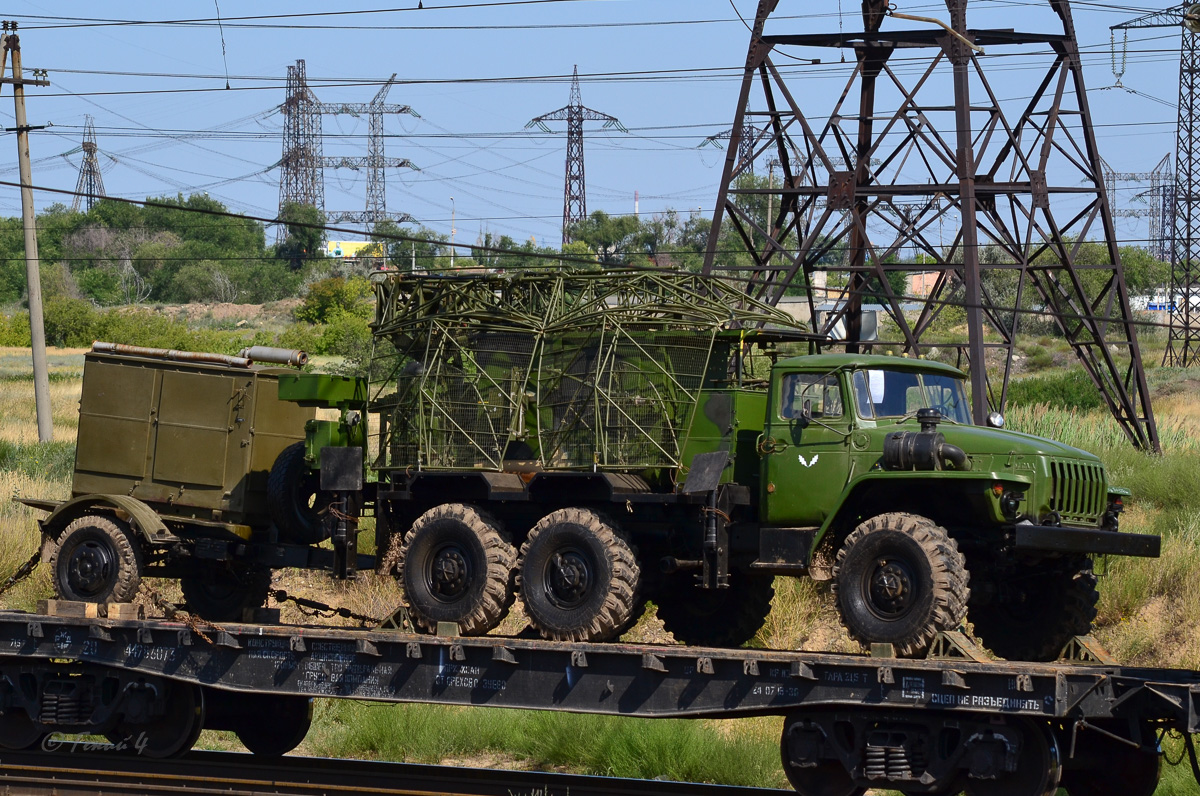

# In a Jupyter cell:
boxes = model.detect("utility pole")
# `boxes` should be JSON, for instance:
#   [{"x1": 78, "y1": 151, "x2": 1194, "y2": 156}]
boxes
[{"x1": 3, "y1": 23, "x2": 52, "y2": 442}]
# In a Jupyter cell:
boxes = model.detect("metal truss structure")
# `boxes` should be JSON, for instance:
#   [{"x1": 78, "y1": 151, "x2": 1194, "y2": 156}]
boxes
[
  {"x1": 703, "y1": 0, "x2": 1159, "y2": 451},
  {"x1": 1114, "y1": 5, "x2": 1200, "y2": 366},
  {"x1": 369, "y1": 270, "x2": 800, "y2": 472},
  {"x1": 527, "y1": 66, "x2": 626, "y2": 246},
  {"x1": 1100, "y1": 154, "x2": 1175, "y2": 263},
  {"x1": 277, "y1": 60, "x2": 324, "y2": 239},
  {"x1": 70, "y1": 115, "x2": 105, "y2": 213},
  {"x1": 702, "y1": 122, "x2": 769, "y2": 175},
  {"x1": 318, "y1": 74, "x2": 420, "y2": 229}
]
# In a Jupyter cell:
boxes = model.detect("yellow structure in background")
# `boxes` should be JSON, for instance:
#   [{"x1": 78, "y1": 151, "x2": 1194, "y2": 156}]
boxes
[{"x1": 325, "y1": 241, "x2": 375, "y2": 258}]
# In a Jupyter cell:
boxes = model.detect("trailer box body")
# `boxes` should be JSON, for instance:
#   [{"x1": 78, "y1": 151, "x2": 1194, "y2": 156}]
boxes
[{"x1": 73, "y1": 351, "x2": 315, "y2": 525}]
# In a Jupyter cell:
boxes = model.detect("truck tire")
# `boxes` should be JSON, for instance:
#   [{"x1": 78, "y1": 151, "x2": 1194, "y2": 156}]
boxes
[
  {"x1": 656, "y1": 572, "x2": 775, "y2": 647},
  {"x1": 49, "y1": 514, "x2": 143, "y2": 603},
  {"x1": 518, "y1": 508, "x2": 640, "y2": 642},
  {"x1": 969, "y1": 558, "x2": 1098, "y2": 662},
  {"x1": 398, "y1": 504, "x2": 516, "y2": 635},
  {"x1": 833, "y1": 513, "x2": 968, "y2": 658},
  {"x1": 181, "y1": 565, "x2": 272, "y2": 623},
  {"x1": 267, "y1": 442, "x2": 332, "y2": 545}
]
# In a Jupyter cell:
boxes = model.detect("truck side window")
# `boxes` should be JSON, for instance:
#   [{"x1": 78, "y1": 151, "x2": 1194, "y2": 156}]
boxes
[{"x1": 781, "y1": 373, "x2": 843, "y2": 420}]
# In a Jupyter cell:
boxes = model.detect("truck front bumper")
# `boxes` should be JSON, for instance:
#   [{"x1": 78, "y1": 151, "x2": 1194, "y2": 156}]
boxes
[{"x1": 1013, "y1": 524, "x2": 1160, "y2": 558}]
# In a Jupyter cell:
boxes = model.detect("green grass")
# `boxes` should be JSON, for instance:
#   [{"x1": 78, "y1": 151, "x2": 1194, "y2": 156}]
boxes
[{"x1": 0, "y1": 439, "x2": 76, "y2": 482}]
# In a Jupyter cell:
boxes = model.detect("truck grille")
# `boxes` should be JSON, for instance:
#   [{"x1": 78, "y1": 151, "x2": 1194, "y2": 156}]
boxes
[{"x1": 1049, "y1": 459, "x2": 1105, "y2": 525}]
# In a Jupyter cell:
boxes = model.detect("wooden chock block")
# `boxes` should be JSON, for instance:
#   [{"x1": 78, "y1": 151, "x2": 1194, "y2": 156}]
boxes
[
  {"x1": 37, "y1": 599, "x2": 100, "y2": 619},
  {"x1": 105, "y1": 602, "x2": 145, "y2": 621}
]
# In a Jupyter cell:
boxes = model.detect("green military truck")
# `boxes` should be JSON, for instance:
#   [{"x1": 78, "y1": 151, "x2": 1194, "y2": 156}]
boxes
[
  {"x1": 274, "y1": 269, "x2": 1158, "y2": 661},
  {"x1": 20, "y1": 342, "x2": 373, "y2": 622}
]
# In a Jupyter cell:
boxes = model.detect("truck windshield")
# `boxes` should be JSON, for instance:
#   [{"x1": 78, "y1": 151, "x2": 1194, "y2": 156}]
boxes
[{"x1": 851, "y1": 368, "x2": 971, "y2": 424}]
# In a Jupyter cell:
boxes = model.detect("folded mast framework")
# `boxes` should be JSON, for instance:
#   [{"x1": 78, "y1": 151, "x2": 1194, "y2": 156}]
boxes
[{"x1": 702, "y1": 0, "x2": 1159, "y2": 451}]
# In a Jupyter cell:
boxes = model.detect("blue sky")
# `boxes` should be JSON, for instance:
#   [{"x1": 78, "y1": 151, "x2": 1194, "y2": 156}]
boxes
[{"x1": 0, "y1": 1, "x2": 1182, "y2": 249}]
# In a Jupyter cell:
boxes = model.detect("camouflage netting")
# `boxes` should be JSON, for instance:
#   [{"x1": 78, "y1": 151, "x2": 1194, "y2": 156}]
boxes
[{"x1": 368, "y1": 269, "x2": 802, "y2": 472}]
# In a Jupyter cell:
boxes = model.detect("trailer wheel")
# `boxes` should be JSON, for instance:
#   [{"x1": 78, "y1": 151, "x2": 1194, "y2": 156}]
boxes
[
  {"x1": 49, "y1": 514, "x2": 143, "y2": 603},
  {"x1": 233, "y1": 696, "x2": 312, "y2": 757},
  {"x1": 833, "y1": 513, "x2": 968, "y2": 658},
  {"x1": 181, "y1": 565, "x2": 272, "y2": 623},
  {"x1": 267, "y1": 441, "x2": 333, "y2": 544},
  {"x1": 398, "y1": 504, "x2": 516, "y2": 635},
  {"x1": 964, "y1": 719, "x2": 1060, "y2": 796},
  {"x1": 656, "y1": 571, "x2": 775, "y2": 647},
  {"x1": 969, "y1": 558, "x2": 1098, "y2": 662},
  {"x1": 107, "y1": 682, "x2": 204, "y2": 759},
  {"x1": 519, "y1": 508, "x2": 640, "y2": 642}
]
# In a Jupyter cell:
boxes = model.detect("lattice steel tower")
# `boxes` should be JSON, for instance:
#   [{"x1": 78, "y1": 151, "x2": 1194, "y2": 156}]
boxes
[
  {"x1": 527, "y1": 66, "x2": 626, "y2": 245},
  {"x1": 318, "y1": 74, "x2": 420, "y2": 228},
  {"x1": 703, "y1": 0, "x2": 1159, "y2": 451},
  {"x1": 71, "y1": 115, "x2": 105, "y2": 213},
  {"x1": 1114, "y1": 5, "x2": 1200, "y2": 366},
  {"x1": 278, "y1": 59, "x2": 324, "y2": 238}
]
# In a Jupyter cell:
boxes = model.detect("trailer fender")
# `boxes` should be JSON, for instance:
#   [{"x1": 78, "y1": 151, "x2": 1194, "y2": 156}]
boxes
[
  {"x1": 39, "y1": 495, "x2": 178, "y2": 546},
  {"x1": 811, "y1": 470, "x2": 1032, "y2": 553}
]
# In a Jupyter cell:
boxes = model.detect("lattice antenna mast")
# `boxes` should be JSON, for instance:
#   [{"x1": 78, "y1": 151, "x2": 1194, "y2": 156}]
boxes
[
  {"x1": 71, "y1": 115, "x2": 105, "y2": 213},
  {"x1": 318, "y1": 73, "x2": 420, "y2": 229},
  {"x1": 277, "y1": 59, "x2": 324, "y2": 240},
  {"x1": 527, "y1": 66, "x2": 627, "y2": 245},
  {"x1": 703, "y1": 0, "x2": 1160, "y2": 451},
  {"x1": 1114, "y1": 5, "x2": 1200, "y2": 365}
]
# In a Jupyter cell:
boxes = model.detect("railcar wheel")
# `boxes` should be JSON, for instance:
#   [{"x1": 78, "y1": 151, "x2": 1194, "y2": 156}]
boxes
[
  {"x1": 0, "y1": 708, "x2": 45, "y2": 750},
  {"x1": 518, "y1": 508, "x2": 640, "y2": 642},
  {"x1": 107, "y1": 682, "x2": 204, "y2": 759},
  {"x1": 780, "y1": 715, "x2": 864, "y2": 796},
  {"x1": 398, "y1": 504, "x2": 516, "y2": 635},
  {"x1": 233, "y1": 696, "x2": 312, "y2": 757},
  {"x1": 267, "y1": 441, "x2": 333, "y2": 544},
  {"x1": 49, "y1": 514, "x2": 142, "y2": 603},
  {"x1": 1058, "y1": 721, "x2": 1160, "y2": 796},
  {"x1": 964, "y1": 719, "x2": 1060, "y2": 796},
  {"x1": 969, "y1": 557, "x2": 1098, "y2": 662},
  {"x1": 181, "y1": 565, "x2": 272, "y2": 623},
  {"x1": 656, "y1": 571, "x2": 775, "y2": 647},
  {"x1": 833, "y1": 513, "x2": 968, "y2": 658}
]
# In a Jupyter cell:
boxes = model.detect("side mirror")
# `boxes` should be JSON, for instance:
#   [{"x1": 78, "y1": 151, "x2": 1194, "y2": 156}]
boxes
[
  {"x1": 986, "y1": 411, "x2": 1005, "y2": 429},
  {"x1": 798, "y1": 399, "x2": 813, "y2": 428}
]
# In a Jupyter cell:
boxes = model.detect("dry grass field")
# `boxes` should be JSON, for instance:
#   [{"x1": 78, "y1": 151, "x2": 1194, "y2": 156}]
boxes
[{"x1": 1, "y1": 346, "x2": 1199, "y2": 792}]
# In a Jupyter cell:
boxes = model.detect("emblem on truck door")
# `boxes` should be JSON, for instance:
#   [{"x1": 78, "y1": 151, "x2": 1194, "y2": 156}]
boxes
[{"x1": 798, "y1": 454, "x2": 819, "y2": 468}]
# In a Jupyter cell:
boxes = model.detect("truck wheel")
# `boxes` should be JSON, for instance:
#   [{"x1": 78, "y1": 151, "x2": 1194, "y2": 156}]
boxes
[
  {"x1": 398, "y1": 504, "x2": 516, "y2": 635},
  {"x1": 49, "y1": 514, "x2": 143, "y2": 603},
  {"x1": 181, "y1": 565, "x2": 272, "y2": 623},
  {"x1": 969, "y1": 558, "x2": 1098, "y2": 662},
  {"x1": 267, "y1": 441, "x2": 333, "y2": 545},
  {"x1": 833, "y1": 513, "x2": 968, "y2": 658},
  {"x1": 518, "y1": 508, "x2": 640, "y2": 642},
  {"x1": 656, "y1": 572, "x2": 775, "y2": 647}
]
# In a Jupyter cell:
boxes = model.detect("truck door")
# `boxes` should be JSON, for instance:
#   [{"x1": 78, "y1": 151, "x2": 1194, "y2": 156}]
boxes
[{"x1": 761, "y1": 371, "x2": 852, "y2": 526}]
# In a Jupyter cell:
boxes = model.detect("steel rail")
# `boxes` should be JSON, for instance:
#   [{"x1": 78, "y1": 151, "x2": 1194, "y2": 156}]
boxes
[{"x1": 0, "y1": 746, "x2": 790, "y2": 796}]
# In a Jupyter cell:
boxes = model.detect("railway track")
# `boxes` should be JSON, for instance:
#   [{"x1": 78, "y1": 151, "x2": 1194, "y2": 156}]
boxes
[{"x1": 0, "y1": 745, "x2": 791, "y2": 796}]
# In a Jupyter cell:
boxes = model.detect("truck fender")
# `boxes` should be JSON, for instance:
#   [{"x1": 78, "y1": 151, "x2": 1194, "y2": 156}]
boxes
[
  {"x1": 40, "y1": 495, "x2": 178, "y2": 547},
  {"x1": 810, "y1": 470, "x2": 1033, "y2": 554}
]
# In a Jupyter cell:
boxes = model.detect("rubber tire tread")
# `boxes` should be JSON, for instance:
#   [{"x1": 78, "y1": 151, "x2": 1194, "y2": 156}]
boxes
[
  {"x1": 970, "y1": 558, "x2": 1099, "y2": 662},
  {"x1": 181, "y1": 566, "x2": 272, "y2": 623},
  {"x1": 266, "y1": 441, "x2": 329, "y2": 545},
  {"x1": 49, "y1": 514, "x2": 143, "y2": 604},
  {"x1": 657, "y1": 572, "x2": 775, "y2": 648},
  {"x1": 519, "y1": 508, "x2": 640, "y2": 643},
  {"x1": 398, "y1": 503, "x2": 517, "y2": 636},
  {"x1": 832, "y1": 512, "x2": 969, "y2": 658}
]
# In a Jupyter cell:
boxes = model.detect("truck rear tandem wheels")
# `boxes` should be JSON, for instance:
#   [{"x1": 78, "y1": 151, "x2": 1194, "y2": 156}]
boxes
[{"x1": 0, "y1": 609, "x2": 1197, "y2": 796}]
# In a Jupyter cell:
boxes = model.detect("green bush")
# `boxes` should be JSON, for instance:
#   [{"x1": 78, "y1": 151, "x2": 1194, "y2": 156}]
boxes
[
  {"x1": 0, "y1": 440, "x2": 75, "y2": 482},
  {"x1": 0, "y1": 311, "x2": 32, "y2": 347},
  {"x1": 1008, "y1": 368, "x2": 1103, "y2": 411},
  {"x1": 295, "y1": 277, "x2": 373, "y2": 324},
  {"x1": 43, "y1": 298, "x2": 98, "y2": 347}
]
